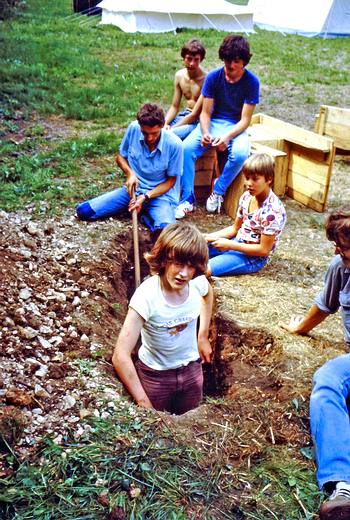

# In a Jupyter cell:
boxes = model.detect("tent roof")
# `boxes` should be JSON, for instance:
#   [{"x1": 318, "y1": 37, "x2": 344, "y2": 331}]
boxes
[
  {"x1": 98, "y1": 0, "x2": 252, "y2": 16},
  {"x1": 248, "y1": 0, "x2": 350, "y2": 37},
  {"x1": 98, "y1": 0, "x2": 254, "y2": 33}
]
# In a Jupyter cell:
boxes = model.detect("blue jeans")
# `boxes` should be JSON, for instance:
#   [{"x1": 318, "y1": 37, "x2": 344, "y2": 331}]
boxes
[
  {"x1": 310, "y1": 354, "x2": 350, "y2": 489},
  {"x1": 76, "y1": 186, "x2": 175, "y2": 232},
  {"x1": 170, "y1": 110, "x2": 198, "y2": 141},
  {"x1": 208, "y1": 241, "x2": 268, "y2": 277},
  {"x1": 180, "y1": 119, "x2": 250, "y2": 204}
]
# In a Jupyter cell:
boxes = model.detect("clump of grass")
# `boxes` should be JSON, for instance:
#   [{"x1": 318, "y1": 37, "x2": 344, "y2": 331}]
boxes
[{"x1": 0, "y1": 412, "x2": 231, "y2": 519}]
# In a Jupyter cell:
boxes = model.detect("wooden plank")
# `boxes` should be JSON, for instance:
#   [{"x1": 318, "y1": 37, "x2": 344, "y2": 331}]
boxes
[
  {"x1": 314, "y1": 105, "x2": 350, "y2": 150},
  {"x1": 223, "y1": 172, "x2": 245, "y2": 219},
  {"x1": 248, "y1": 124, "x2": 281, "y2": 149},
  {"x1": 287, "y1": 169, "x2": 327, "y2": 204},
  {"x1": 251, "y1": 143, "x2": 288, "y2": 197},
  {"x1": 288, "y1": 151, "x2": 330, "y2": 185},
  {"x1": 259, "y1": 114, "x2": 333, "y2": 152},
  {"x1": 286, "y1": 187, "x2": 325, "y2": 213},
  {"x1": 314, "y1": 105, "x2": 326, "y2": 135}
]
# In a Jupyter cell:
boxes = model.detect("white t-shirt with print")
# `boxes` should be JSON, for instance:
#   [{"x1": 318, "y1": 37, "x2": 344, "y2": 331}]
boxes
[{"x1": 129, "y1": 274, "x2": 209, "y2": 370}]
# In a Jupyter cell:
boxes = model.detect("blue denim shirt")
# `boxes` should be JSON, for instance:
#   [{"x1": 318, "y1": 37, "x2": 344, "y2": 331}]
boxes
[
  {"x1": 119, "y1": 121, "x2": 183, "y2": 205},
  {"x1": 315, "y1": 255, "x2": 350, "y2": 344}
]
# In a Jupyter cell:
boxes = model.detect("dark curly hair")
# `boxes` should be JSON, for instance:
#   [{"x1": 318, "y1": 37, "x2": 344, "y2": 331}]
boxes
[
  {"x1": 325, "y1": 205, "x2": 350, "y2": 249},
  {"x1": 218, "y1": 35, "x2": 252, "y2": 66},
  {"x1": 145, "y1": 223, "x2": 209, "y2": 277},
  {"x1": 137, "y1": 103, "x2": 165, "y2": 127}
]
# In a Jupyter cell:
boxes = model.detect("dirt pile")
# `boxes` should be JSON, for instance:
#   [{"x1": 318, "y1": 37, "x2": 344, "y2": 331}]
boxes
[{"x1": 0, "y1": 209, "x2": 143, "y2": 474}]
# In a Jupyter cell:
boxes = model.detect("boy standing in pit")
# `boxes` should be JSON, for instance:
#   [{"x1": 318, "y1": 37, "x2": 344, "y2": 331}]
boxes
[
  {"x1": 112, "y1": 223, "x2": 213, "y2": 415},
  {"x1": 176, "y1": 35, "x2": 259, "y2": 219},
  {"x1": 165, "y1": 39, "x2": 206, "y2": 141}
]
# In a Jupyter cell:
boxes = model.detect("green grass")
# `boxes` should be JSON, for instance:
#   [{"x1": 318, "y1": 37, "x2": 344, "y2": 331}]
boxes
[
  {"x1": 1, "y1": 2, "x2": 350, "y2": 517},
  {"x1": 1, "y1": 0, "x2": 349, "y2": 213}
]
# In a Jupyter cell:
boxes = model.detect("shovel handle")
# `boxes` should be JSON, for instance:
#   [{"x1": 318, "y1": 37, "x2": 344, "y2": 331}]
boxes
[{"x1": 131, "y1": 187, "x2": 141, "y2": 288}]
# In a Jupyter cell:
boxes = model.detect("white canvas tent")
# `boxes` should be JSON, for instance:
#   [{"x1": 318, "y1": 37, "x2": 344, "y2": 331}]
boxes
[
  {"x1": 97, "y1": 0, "x2": 254, "y2": 34},
  {"x1": 248, "y1": 0, "x2": 350, "y2": 38}
]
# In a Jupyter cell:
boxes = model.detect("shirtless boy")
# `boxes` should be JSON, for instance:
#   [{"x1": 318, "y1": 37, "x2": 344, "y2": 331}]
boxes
[{"x1": 165, "y1": 39, "x2": 206, "y2": 140}]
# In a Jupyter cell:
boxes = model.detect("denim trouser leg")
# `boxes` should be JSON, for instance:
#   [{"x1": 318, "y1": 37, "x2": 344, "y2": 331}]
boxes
[
  {"x1": 76, "y1": 186, "x2": 130, "y2": 221},
  {"x1": 310, "y1": 354, "x2": 350, "y2": 489},
  {"x1": 208, "y1": 243, "x2": 268, "y2": 277},
  {"x1": 76, "y1": 185, "x2": 175, "y2": 232},
  {"x1": 181, "y1": 119, "x2": 250, "y2": 203},
  {"x1": 213, "y1": 129, "x2": 250, "y2": 196},
  {"x1": 146, "y1": 198, "x2": 176, "y2": 232},
  {"x1": 171, "y1": 124, "x2": 197, "y2": 141},
  {"x1": 181, "y1": 124, "x2": 210, "y2": 204}
]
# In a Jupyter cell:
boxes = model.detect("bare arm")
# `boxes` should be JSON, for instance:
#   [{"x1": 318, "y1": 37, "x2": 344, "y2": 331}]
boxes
[
  {"x1": 165, "y1": 75, "x2": 183, "y2": 126},
  {"x1": 200, "y1": 97, "x2": 214, "y2": 146},
  {"x1": 198, "y1": 283, "x2": 214, "y2": 363},
  {"x1": 204, "y1": 218, "x2": 242, "y2": 242},
  {"x1": 211, "y1": 103, "x2": 256, "y2": 152},
  {"x1": 280, "y1": 304, "x2": 329, "y2": 335},
  {"x1": 116, "y1": 154, "x2": 138, "y2": 196},
  {"x1": 207, "y1": 233, "x2": 276, "y2": 257},
  {"x1": 112, "y1": 308, "x2": 153, "y2": 408},
  {"x1": 128, "y1": 176, "x2": 177, "y2": 213}
]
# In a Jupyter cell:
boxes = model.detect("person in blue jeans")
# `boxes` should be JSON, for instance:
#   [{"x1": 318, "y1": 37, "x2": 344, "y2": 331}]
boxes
[
  {"x1": 76, "y1": 103, "x2": 183, "y2": 235},
  {"x1": 175, "y1": 34, "x2": 260, "y2": 219},
  {"x1": 165, "y1": 39, "x2": 206, "y2": 141},
  {"x1": 203, "y1": 153, "x2": 286, "y2": 277},
  {"x1": 281, "y1": 205, "x2": 350, "y2": 519}
]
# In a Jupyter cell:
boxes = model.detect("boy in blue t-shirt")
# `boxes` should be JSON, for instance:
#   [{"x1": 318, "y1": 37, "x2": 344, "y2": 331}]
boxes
[{"x1": 175, "y1": 35, "x2": 260, "y2": 219}]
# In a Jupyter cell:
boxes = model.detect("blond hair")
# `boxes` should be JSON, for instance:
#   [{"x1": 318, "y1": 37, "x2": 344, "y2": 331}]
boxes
[
  {"x1": 242, "y1": 153, "x2": 275, "y2": 182},
  {"x1": 145, "y1": 223, "x2": 208, "y2": 277}
]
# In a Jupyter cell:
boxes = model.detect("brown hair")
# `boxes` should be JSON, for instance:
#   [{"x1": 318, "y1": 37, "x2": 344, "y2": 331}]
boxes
[
  {"x1": 242, "y1": 153, "x2": 275, "y2": 182},
  {"x1": 137, "y1": 103, "x2": 165, "y2": 127},
  {"x1": 325, "y1": 205, "x2": 350, "y2": 248},
  {"x1": 218, "y1": 35, "x2": 252, "y2": 66},
  {"x1": 145, "y1": 223, "x2": 208, "y2": 277},
  {"x1": 181, "y1": 39, "x2": 206, "y2": 60}
]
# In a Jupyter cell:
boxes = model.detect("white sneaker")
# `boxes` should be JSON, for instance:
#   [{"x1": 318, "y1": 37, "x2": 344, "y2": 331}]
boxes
[
  {"x1": 175, "y1": 201, "x2": 194, "y2": 219},
  {"x1": 206, "y1": 192, "x2": 223, "y2": 213}
]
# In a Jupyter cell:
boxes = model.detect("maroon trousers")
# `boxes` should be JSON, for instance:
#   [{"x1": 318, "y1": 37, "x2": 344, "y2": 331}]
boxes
[{"x1": 136, "y1": 358, "x2": 203, "y2": 415}]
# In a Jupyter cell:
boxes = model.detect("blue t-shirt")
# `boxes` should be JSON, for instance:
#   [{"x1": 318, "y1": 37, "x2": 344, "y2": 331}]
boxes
[
  {"x1": 119, "y1": 121, "x2": 183, "y2": 205},
  {"x1": 202, "y1": 67, "x2": 260, "y2": 123}
]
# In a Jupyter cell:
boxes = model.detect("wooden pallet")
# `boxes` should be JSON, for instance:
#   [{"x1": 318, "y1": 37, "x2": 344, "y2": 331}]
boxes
[{"x1": 315, "y1": 105, "x2": 350, "y2": 153}]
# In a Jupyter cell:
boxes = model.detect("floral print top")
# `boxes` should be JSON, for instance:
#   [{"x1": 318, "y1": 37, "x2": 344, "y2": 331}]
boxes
[{"x1": 236, "y1": 190, "x2": 287, "y2": 252}]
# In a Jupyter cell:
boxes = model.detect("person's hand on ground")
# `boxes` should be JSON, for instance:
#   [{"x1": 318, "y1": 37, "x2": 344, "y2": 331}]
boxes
[{"x1": 279, "y1": 315, "x2": 305, "y2": 334}]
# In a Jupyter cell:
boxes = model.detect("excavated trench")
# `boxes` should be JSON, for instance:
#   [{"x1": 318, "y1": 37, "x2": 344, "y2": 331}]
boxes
[{"x1": 99, "y1": 230, "x2": 285, "y2": 402}]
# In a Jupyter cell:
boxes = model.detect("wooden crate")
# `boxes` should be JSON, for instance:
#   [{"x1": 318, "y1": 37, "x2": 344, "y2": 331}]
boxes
[
  {"x1": 194, "y1": 148, "x2": 218, "y2": 201},
  {"x1": 315, "y1": 105, "x2": 350, "y2": 152},
  {"x1": 223, "y1": 144, "x2": 288, "y2": 219},
  {"x1": 247, "y1": 114, "x2": 335, "y2": 213}
]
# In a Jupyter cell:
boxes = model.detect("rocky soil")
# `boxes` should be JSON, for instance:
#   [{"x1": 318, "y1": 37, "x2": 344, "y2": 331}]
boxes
[{"x1": 0, "y1": 208, "x2": 147, "y2": 475}]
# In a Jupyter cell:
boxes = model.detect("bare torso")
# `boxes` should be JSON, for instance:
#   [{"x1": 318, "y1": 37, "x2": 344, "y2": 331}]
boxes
[{"x1": 176, "y1": 67, "x2": 206, "y2": 110}]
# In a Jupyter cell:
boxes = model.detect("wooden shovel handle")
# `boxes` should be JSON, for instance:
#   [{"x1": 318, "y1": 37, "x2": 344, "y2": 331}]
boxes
[{"x1": 131, "y1": 187, "x2": 141, "y2": 288}]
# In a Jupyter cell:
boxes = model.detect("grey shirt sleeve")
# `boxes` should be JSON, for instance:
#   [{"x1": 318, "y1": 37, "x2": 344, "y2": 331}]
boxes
[{"x1": 314, "y1": 256, "x2": 344, "y2": 314}]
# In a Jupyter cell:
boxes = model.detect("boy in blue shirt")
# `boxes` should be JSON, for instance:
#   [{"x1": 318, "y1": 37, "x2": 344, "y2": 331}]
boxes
[
  {"x1": 76, "y1": 104, "x2": 183, "y2": 234},
  {"x1": 175, "y1": 35, "x2": 259, "y2": 219}
]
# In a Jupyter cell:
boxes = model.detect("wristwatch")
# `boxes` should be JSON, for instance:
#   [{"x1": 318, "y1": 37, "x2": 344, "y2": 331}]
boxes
[{"x1": 144, "y1": 192, "x2": 151, "y2": 201}]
